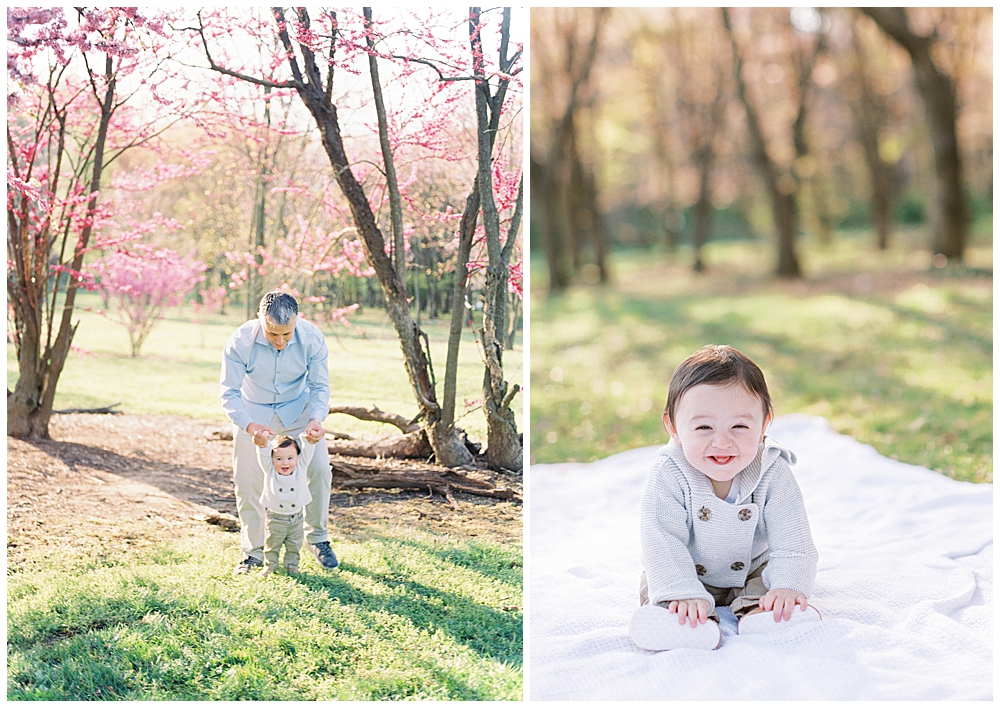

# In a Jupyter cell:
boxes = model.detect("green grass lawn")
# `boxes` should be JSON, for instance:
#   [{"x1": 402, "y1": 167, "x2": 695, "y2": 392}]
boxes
[
  {"x1": 530, "y1": 228, "x2": 992, "y2": 483},
  {"x1": 6, "y1": 292, "x2": 522, "y2": 445},
  {"x1": 7, "y1": 295, "x2": 523, "y2": 700},
  {"x1": 7, "y1": 521, "x2": 521, "y2": 700}
]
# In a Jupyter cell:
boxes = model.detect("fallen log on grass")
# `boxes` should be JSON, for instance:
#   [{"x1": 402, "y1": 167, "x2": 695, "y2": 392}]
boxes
[
  {"x1": 326, "y1": 431, "x2": 432, "y2": 459},
  {"x1": 53, "y1": 403, "x2": 122, "y2": 415},
  {"x1": 329, "y1": 456, "x2": 521, "y2": 502},
  {"x1": 328, "y1": 404, "x2": 421, "y2": 434}
]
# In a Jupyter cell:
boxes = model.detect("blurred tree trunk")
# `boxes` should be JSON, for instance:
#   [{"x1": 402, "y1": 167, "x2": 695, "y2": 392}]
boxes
[
  {"x1": 724, "y1": 9, "x2": 822, "y2": 279},
  {"x1": 682, "y1": 62, "x2": 727, "y2": 273},
  {"x1": 566, "y1": 124, "x2": 586, "y2": 273},
  {"x1": 690, "y1": 148, "x2": 714, "y2": 273},
  {"x1": 644, "y1": 60, "x2": 681, "y2": 253},
  {"x1": 566, "y1": 124, "x2": 610, "y2": 283},
  {"x1": 585, "y1": 166, "x2": 610, "y2": 283},
  {"x1": 723, "y1": 9, "x2": 802, "y2": 279},
  {"x1": 848, "y1": 22, "x2": 895, "y2": 250},
  {"x1": 862, "y1": 8, "x2": 968, "y2": 262},
  {"x1": 534, "y1": 7, "x2": 607, "y2": 293},
  {"x1": 533, "y1": 155, "x2": 571, "y2": 292}
]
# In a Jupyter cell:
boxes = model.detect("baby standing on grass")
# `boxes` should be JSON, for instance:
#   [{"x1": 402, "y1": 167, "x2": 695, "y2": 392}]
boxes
[
  {"x1": 254, "y1": 430, "x2": 321, "y2": 575},
  {"x1": 630, "y1": 345, "x2": 821, "y2": 651}
]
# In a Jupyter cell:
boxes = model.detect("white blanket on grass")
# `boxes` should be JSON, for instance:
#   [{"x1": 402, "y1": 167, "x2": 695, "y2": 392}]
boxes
[{"x1": 529, "y1": 415, "x2": 992, "y2": 701}]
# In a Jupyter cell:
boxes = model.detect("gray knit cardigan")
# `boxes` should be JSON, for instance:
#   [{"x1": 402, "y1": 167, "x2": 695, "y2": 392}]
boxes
[{"x1": 640, "y1": 436, "x2": 818, "y2": 611}]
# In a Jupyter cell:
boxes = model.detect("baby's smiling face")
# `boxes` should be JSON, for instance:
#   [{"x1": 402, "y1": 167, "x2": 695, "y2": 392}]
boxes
[
  {"x1": 663, "y1": 382, "x2": 770, "y2": 482},
  {"x1": 272, "y1": 446, "x2": 298, "y2": 476}
]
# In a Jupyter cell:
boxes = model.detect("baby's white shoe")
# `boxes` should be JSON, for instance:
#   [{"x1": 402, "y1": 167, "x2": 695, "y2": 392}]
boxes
[
  {"x1": 737, "y1": 604, "x2": 822, "y2": 635},
  {"x1": 629, "y1": 604, "x2": 722, "y2": 651}
]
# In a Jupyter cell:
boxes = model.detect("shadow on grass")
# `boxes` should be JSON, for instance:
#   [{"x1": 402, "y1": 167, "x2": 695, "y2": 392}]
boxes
[
  {"x1": 20, "y1": 437, "x2": 237, "y2": 512},
  {"x1": 293, "y1": 557, "x2": 522, "y2": 667}
]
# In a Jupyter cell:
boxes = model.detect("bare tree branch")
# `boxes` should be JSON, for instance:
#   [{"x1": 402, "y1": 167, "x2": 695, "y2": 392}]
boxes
[{"x1": 195, "y1": 10, "x2": 300, "y2": 90}]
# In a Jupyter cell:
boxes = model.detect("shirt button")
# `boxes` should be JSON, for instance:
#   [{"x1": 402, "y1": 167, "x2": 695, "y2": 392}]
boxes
[
  {"x1": 698, "y1": 507, "x2": 712, "y2": 522},
  {"x1": 731, "y1": 562, "x2": 745, "y2": 571},
  {"x1": 695, "y1": 564, "x2": 707, "y2": 576},
  {"x1": 739, "y1": 508, "x2": 752, "y2": 521}
]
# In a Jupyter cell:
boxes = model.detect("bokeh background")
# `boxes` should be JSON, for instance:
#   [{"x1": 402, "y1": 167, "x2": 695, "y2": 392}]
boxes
[{"x1": 529, "y1": 7, "x2": 991, "y2": 483}]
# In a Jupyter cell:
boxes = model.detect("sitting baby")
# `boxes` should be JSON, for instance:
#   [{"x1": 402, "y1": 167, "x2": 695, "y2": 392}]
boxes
[{"x1": 630, "y1": 345, "x2": 822, "y2": 651}]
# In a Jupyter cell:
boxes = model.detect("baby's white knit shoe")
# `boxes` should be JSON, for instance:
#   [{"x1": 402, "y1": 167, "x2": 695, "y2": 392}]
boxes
[
  {"x1": 629, "y1": 604, "x2": 722, "y2": 651},
  {"x1": 737, "y1": 604, "x2": 822, "y2": 635}
]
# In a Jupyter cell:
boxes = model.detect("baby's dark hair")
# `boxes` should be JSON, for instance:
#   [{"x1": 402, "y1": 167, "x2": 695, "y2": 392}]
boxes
[
  {"x1": 664, "y1": 345, "x2": 773, "y2": 423},
  {"x1": 272, "y1": 435, "x2": 301, "y2": 455}
]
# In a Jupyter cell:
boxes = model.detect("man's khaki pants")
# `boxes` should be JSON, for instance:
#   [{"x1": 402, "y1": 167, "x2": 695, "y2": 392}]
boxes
[{"x1": 233, "y1": 409, "x2": 331, "y2": 561}]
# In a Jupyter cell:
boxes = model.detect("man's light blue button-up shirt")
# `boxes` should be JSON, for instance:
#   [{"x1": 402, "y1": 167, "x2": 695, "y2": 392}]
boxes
[{"x1": 220, "y1": 317, "x2": 330, "y2": 433}]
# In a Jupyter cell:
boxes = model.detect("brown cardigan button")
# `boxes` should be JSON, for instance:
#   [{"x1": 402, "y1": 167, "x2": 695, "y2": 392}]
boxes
[
  {"x1": 738, "y1": 508, "x2": 752, "y2": 521},
  {"x1": 695, "y1": 564, "x2": 707, "y2": 576},
  {"x1": 698, "y1": 507, "x2": 712, "y2": 522},
  {"x1": 731, "y1": 561, "x2": 745, "y2": 571}
]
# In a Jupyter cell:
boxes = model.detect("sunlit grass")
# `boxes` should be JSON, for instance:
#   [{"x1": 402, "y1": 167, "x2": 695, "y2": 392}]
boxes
[
  {"x1": 7, "y1": 524, "x2": 522, "y2": 700},
  {"x1": 6, "y1": 292, "x2": 522, "y2": 444},
  {"x1": 529, "y1": 228, "x2": 992, "y2": 483}
]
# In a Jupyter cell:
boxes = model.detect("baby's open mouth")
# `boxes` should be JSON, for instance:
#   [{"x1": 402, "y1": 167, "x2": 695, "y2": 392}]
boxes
[{"x1": 709, "y1": 456, "x2": 735, "y2": 465}]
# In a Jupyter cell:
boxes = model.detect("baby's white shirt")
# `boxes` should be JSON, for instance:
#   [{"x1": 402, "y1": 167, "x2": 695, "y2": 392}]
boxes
[{"x1": 723, "y1": 473, "x2": 741, "y2": 504}]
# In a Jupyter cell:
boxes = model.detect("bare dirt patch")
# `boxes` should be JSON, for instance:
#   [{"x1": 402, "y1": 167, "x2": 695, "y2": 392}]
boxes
[{"x1": 7, "y1": 414, "x2": 522, "y2": 570}]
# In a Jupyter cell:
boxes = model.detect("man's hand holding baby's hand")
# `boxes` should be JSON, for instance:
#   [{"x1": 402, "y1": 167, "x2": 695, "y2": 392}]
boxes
[
  {"x1": 758, "y1": 588, "x2": 809, "y2": 622},
  {"x1": 303, "y1": 419, "x2": 324, "y2": 444},
  {"x1": 666, "y1": 598, "x2": 711, "y2": 628},
  {"x1": 247, "y1": 423, "x2": 273, "y2": 448}
]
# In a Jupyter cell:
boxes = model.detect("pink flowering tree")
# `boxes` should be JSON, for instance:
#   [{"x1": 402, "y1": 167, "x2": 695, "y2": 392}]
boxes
[
  {"x1": 6, "y1": 7, "x2": 194, "y2": 438},
  {"x1": 224, "y1": 216, "x2": 371, "y2": 331},
  {"x1": 89, "y1": 245, "x2": 207, "y2": 357}
]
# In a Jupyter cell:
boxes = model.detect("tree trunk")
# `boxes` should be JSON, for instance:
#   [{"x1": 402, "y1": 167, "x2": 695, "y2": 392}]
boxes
[
  {"x1": 364, "y1": 7, "x2": 406, "y2": 283},
  {"x1": 848, "y1": 18, "x2": 896, "y2": 250},
  {"x1": 441, "y1": 181, "x2": 479, "y2": 429},
  {"x1": 8, "y1": 55, "x2": 116, "y2": 439},
  {"x1": 861, "y1": 8, "x2": 967, "y2": 261},
  {"x1": 534, "y1": 155, "x2": 572, "y2": 293},
  {"x1": 536, "y1": 8, "x2": 606, "y2": 294},
  {"x1": 691, "y1": 150, "x2": 714, "y2": 273},
  {"x1": 248, "y1": 85, "x2": 272, "y2": 319},
  {"x1": 272, "y1": 8, "x2": 471, "y2": 466},
  {"x1": 471, "y1": 7, "x2": 523, "y2": 472},
  {"x1": 723, "y1": 9, "x2": 802, "y2": 279}
]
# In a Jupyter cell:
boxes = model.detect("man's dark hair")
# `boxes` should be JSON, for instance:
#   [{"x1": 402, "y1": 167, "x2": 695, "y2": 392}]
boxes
[
  {"x1": 258, "y1": 291, "x2": 298, "y2": 326},
  {"x1": 664, "y1": 345, "x2": 773, "y2": 423},
  {"x1": 273, "y1": 435, "x2": 301, "y2": 455}
]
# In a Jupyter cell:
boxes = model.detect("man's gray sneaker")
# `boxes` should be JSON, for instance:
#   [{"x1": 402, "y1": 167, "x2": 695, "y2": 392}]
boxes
[
  {"x1": 311, "y1": 541, "x2": 338, "y2": 569},
  {"x1": 233, "y1": 555, "x2": 263, "y2": 576}
]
